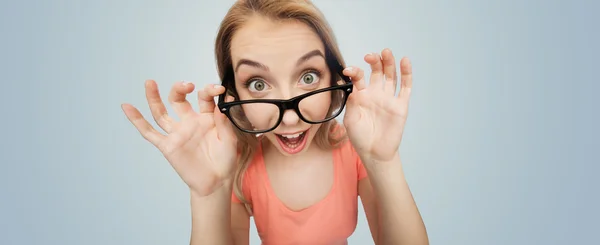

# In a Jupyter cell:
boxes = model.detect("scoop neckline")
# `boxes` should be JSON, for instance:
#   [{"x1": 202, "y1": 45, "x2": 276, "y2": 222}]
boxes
[{"x1": 256, "y1": 142, "x2": 339, "y2": 214}]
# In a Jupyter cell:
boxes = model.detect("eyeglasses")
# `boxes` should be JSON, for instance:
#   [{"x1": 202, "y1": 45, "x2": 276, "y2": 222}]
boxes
[{"x1": 217, "y1": 57, "x2": 353, "y2": 134}]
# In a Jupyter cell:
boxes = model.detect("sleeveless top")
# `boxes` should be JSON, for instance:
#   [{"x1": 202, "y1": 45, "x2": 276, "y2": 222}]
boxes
[{"x1": 231, "y1": 137, "x2": 368, "y2": 245}]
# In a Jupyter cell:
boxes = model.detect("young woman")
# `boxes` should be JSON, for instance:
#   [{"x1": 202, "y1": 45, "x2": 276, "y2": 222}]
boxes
[{"x1": 121, "y1": 0, "x2": 429, "y2": 244}]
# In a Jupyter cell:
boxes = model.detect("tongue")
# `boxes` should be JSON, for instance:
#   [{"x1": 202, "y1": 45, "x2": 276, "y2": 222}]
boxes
[{"x1": 281, "y1": 136, "x2": 301, "y2": 145}]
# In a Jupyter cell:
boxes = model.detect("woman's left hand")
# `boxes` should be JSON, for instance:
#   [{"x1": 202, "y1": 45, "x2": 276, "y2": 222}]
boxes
[{"x1": 342, "y1": 49, "x2": 413, "y2": 163}]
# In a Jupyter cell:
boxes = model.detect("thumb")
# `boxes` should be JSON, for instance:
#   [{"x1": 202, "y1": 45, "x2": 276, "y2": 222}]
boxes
[
  {"x1": 213, "y1": 104, "x2": 236, "y2": 142},
  {"x1": 345, "y1": 85, "x2": 360, "y2": 107},
  {"x1": 343, "y1": 88, "x2": 360, "y2": 126}
]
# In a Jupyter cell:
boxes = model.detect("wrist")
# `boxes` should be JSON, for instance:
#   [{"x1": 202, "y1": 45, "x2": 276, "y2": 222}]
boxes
[
  {"x1": 190, "y1": 177, "x2": 234, "y2": 199},
  {"x1": 360, "y1": 150, "x2": 401, "y2": 167},
  {"x1": 361, "y1": 152, "x2": 405, "y2": 178}
]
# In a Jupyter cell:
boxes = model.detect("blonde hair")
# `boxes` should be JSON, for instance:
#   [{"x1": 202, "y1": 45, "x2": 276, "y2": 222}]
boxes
[{"x1": 214, "y1": 0, "x2": 348, "y2": 215}]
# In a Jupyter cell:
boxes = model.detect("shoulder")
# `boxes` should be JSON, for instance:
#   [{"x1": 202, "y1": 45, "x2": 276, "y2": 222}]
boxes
[
  {"x1": 231, "y1": 149, "x2": 262, "y2": 205},
  {"x1": 330, "y1": 123, "x2": 368, "y2": 181},
  {"x1": 330, "y1": 123, "x2": 360, "y2": 158}
]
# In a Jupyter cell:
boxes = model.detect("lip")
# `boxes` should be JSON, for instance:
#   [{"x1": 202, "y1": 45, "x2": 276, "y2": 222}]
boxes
[
  {"x1": 274, "y1": 128, "x2": 310, "y2": 154},
  {"x1": 274, "y1": 129, "x2": 309, "y2": 135}
]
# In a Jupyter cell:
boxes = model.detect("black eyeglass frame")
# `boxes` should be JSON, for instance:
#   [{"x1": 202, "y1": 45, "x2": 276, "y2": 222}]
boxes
[{"x1": 217, "y1": 56, "x2": 353, "y2": 134}]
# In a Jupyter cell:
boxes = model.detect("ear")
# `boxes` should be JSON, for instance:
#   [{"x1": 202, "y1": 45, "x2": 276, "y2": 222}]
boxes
[{"x1": 226, "y1": 95, "x2": 236, "y2": 102}]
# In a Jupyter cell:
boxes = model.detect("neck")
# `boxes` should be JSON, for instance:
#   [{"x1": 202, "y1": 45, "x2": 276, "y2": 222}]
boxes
[{"x1": 261, "y1": 139, "x2": 324, "y2": 166}]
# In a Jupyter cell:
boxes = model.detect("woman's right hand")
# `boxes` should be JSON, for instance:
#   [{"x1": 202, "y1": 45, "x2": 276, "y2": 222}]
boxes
[{"x1": 122, "y1": 80, "x2": 238, "y2": 197}]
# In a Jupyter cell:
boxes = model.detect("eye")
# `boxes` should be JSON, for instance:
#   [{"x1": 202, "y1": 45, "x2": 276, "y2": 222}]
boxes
[
  {"x1": 300, "y1": 71, "x2": 320, "y2": 85},
  {"x1": 247, "y1": 79, "x2": 269, "y2": 92}
]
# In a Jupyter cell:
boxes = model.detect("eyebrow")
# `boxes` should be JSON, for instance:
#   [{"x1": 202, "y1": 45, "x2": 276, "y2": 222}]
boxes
[
  {"x1": 296, "y1": 49, "x2": 325, "y2": 66},
  {"x1": 234, "y1": 49, "x2": 325, "y2": 72}
]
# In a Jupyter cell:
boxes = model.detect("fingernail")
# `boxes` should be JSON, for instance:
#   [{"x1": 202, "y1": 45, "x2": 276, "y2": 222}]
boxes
[
  {"x1": 213, "y1": 84, "x2": 223, "y2": 89},
  {"x1": 182, "y1": 80, "x2": 192, "y2": 85},
  {"x1": 345, "y1": 67, "x2": 353, "y2": 72}
]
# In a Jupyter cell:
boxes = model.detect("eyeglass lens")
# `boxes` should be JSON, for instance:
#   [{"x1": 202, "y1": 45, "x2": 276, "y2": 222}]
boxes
[{"x1": 228, "y1": 88, "x2": 346, "y2": 132}]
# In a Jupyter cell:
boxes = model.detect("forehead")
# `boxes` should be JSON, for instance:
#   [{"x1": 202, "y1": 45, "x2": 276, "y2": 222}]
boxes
[{"x1": 230, "y1": 15, "x2": 324, "y2": 65}]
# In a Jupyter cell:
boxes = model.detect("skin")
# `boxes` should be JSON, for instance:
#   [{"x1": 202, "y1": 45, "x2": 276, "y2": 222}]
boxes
[
  {"x1": 230, "y1": 17, "x2": 328, "y2": 156},
  {"x1": 121, "y1": 14, "x2": 428, "y2": 245},
  {"x1": 229, "y1": 15, "x2": 335, "y2": 212}
]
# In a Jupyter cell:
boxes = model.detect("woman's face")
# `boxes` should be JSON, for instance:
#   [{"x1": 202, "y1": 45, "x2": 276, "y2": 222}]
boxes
[{"x1": 229, "y1": 15, "x2": 334, "y2": 156}]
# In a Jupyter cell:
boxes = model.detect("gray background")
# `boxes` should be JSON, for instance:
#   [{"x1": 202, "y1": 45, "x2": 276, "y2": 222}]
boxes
[{"x1": 1, "y1": 0, "x2": 598, "y2": 244}]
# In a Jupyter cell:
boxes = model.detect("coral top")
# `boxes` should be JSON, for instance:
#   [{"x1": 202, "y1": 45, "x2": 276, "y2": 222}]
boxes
[{"x1": 231, "y1": 138, "x2": 368, "y2": 245}]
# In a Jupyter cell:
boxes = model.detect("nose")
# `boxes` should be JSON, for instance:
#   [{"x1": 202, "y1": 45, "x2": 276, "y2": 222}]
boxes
[{"x1": 280, "y1": 109, "x2": 301, "y2": 126}]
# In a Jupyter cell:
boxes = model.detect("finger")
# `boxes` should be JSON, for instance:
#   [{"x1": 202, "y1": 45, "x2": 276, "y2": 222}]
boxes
[
  {"x1": 381, "y1": 48, "x2": 398, "y2": 96},
  {"x1": 121, "y1": 103, "x2": 165, "y2": 147},
  {"x1": 398, "y1": 57, "x2": 413, "y2": 102},
  {"x1": 364, "y1": 52, "x2": 384, "y2": 89},
  {"x1": 342, "y1": 66, "x2": 366, "y2": 90},
  {"x1": 144, "y1": 80, "x2": 175, "y2": 133},
  {"x1": 198, "y1": 84, "x2": 226, "y2": 114},
  {"x1": 168, "y1": 81, "x2": 196, "y2": 119}
]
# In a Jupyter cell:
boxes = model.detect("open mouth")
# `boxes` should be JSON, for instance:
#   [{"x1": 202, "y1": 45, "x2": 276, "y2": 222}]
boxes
[{"x1": 274, "y1": 129, "x2": 309, "y2": 154}]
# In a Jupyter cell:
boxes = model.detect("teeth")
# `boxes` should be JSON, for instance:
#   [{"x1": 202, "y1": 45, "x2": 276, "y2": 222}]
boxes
[{"x1": 281, "y1": 132, "x2": 303, "y2": 139}]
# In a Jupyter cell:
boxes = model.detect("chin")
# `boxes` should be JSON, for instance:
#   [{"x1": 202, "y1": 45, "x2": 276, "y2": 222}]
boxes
[{"x1": 265, "y1": 125, "x2": 320, "y2": 156}]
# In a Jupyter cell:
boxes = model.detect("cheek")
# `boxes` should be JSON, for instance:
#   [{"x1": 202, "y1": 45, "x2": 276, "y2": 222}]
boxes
[
  {"x1": 298, "y1": 92, "x2": 332, "y2": 121},
  {"x1": 239, "y1": 103, "x2": 280, "y2": 131},
  {"x1": 228, "y1": 85, "x2": 279, "y2": 131}
]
